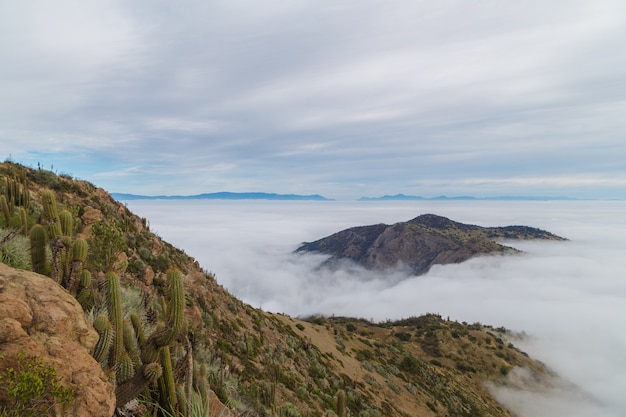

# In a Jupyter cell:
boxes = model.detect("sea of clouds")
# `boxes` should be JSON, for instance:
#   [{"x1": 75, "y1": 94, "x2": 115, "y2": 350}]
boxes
[{"x1": 124, "y1": 199, "x2": 626, "y2": 417}]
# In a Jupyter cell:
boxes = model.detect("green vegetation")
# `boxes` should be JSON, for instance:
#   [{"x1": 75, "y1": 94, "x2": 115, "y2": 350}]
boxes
[{"x1": 0, "y1": 352, "x2": 75, "y2": 417}]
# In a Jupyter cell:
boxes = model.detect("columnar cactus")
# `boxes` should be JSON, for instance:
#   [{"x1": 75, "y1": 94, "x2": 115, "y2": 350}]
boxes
[
  {"x1": 152, "y1": 268, "x2": 185, "y2": 348},
  {"x1": 92, "y1": 314, "x2": 114, "y2": 364},
  {"x1": 0, "y1": 195, "x2": 10, "y2": 227},
  {"x1": 130, "y1": 312, "x2": 146, "y2": 346},
  {"x1": 29, "y1": 224, "x2": 48, "y2": 276},
  {"x1": 72, "y1": 239, "x2": 88, "y2": 262},
  {"x1": 105, "y1": 271, "x2": 124, "y2": 369},
  {"x1": 336, "y1": 389, "x2": 347, "y2": 417},
  {"x1": 59, "y1": 209, "x2": 73, "y2": 236},
  {"x1": 115, "y1": 363, "x2": 163, "y2": 408},
  {"x1": 123, "y1": 319, "x2": 141, "y2": 368},
  {"x1": 41, "y1": 190, "x2": 62, "y2": 239},
  {"x1": 75, "y1": 269, "x2": 94, "y2": 310},
  {"x1": 19, "y1": 207, "x2": 28, "y2": 236},
  {"x1": 158, "y1": 345, "x2": 178, "y2": 414},
  {"x1": 117, "y1": 351, "x2": 135, "y2": 385}
]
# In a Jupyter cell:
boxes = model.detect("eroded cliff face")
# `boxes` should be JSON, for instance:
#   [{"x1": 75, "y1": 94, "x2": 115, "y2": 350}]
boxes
[{"x1": 0, "y1": 262, "x2": 115, "y2": 417}]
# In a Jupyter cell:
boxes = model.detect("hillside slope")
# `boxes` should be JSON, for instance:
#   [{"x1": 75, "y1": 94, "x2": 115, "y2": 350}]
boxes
[
  {"x1": 296, "y1": 213, "x2": 565, "y2": 275},
  {"x1": 0, "y1": 161, "x2": 556, "y2": 417}
]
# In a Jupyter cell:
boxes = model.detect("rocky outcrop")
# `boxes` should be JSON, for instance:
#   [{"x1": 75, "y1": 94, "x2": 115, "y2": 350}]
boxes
[
  {"x1": 296, "y1": 213, "x2": 566, "y2": 275},
  {"x1": 0, "y1": 262, "x2": 115, "y2": 417}
]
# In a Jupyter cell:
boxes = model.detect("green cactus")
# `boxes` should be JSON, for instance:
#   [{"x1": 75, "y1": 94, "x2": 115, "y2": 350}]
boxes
[
  {"x1": 336, "y1": 389, "x2": 347, "y2": 417},
  {"x1": 115, "y1": 268, "x2": 186, "y2": 409},
  {"x1": 123, "y1": 319, "x2": 141, "y2": 368},
  {"x1": 158, "y1": 345, "x2": 178, "y2": 415},
  {"x1": 130, "y1": 312, "x2": 146, "y2": 346},
  {"x1": 115, "y1": 363, "x2": 163, "y2": 408},
  {"x1": 19, "y1": 207, "x2": 28, "y2": 236},
  {"x1": 105, "y1": 271, "x2": 125, "y2": 369},
  {"x1": 59, "y1": 209, "x2": 73, "y2": 236},
  {"x1": 78, "y1": 270, "x2": 92, "y2": 288},
  {"x1": 76, "y1": 287, "x2": 94, "y2": 312},
  {"x1": 41, "y1": 190, "x2": 62, "y2": 239},
  {"x1": 92, "y1": 315, "x2": 114, "y2": 364},
  {"x1": 29, "y1": 224, "x2": 48, "y2": 275},
  {"x1": 72, "y1": 239, "x2": 88, "y2": 262},
  {"x1": 117, "y1": 351, "x2": 135, "y2": 384},
  {"x1": 152, "y1": 268, "x2": 185, "y2": 348},
  {"x1": 0, "y1": 195, "x2": 10, "y2": 227},
  {"x1": 50, "y1": 236, "x2": 71, "y2": 285}
]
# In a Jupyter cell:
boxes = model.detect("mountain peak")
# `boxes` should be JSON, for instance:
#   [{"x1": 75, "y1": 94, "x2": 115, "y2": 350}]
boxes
[{"x1": 297, "y1": 214, "x2": 565, "y2": 275}]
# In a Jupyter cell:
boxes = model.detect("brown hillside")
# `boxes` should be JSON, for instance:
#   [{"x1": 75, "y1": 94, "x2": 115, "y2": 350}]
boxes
[{"x1": 0, "y1": 161, "x2": 556, "y2": 417}]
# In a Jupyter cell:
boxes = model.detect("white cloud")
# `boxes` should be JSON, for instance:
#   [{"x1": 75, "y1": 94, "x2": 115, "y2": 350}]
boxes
[{"x1": 125, "y1": 199, "x2": 626, "y2": 416}]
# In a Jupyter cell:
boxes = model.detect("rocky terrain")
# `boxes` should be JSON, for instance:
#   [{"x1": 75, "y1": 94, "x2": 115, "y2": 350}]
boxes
[
  {"x1": 0, "y1": 161, "x2": 561, "y2": 417},
  {"x1": 296, "y1": 213, "x2": 566, "y2": 275}
]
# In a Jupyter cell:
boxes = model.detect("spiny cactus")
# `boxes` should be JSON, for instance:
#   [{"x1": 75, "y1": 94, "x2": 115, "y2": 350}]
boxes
[
  {"x1": 130, "y1": 312, "x2": 146, "y2": 346},
  {"x1": 41, "y1": 190, "x2": 62, "y2": 239},
  {"x1": 158, "y1": 345, "x2": 178, "y2": 415},
  {"x1": 59, "y1": 209, "x2": 73, "y2": 237},
  {"x1": 72, "y1": 239, "x2": 88, "y2": 262},
  {"x1": 66, "y1": 239, "x2": 89, "y2": 292},
  {"x1": 50, "y1": 236, "x2": 71, "y2": 285},
  {"x1": 92, "y1": 314, "x2": 114, "y2": 364},
  {"x1": 76, "y1": 287, "x2": 94, "y2": 312},
  {"x1": 152, "y1": 268, "x2": 185, "y2": 348},
  {"x1": 116, "y1": 351, "x2": 135, "y2": 385},
  {"x1": 29, "y1": 224, "x2": 48, "y2": 276},
  {"x1": 105, "y1": 271, "x2": 124, "y2": 369},
  {"x1": 5, "y1": 175, "x2": 29, "y2": 209},
  {"x1": 0, "y1": 195, "x2": 10, "y2": 227},
  {"x1": 123, "y1": 319, "x2": 141, "y2": 368},
  {"x1": 336, "y1": 389, "x2": 347, "y2": 417},
  {"x1": 115, "y1": 363, "x2": 163, "y2": 408},
  {"x1": 115, "y1": 268, "x2": 187, "y2": 409},
  {"x1": 78, "y1": 269, "x2": 92, "y2": 288},
  {"x1": 19, "y1": 207, "x2": 28, "y2": 236}
]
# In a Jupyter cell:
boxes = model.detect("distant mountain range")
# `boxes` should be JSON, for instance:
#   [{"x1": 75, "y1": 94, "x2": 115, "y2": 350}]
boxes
[
  {"x1": 112, "y1": 192, "x2": 333, "y2": 201},
  {"x1": 359, "y1": 193, "x2": 576, "y2": 201},
  {"x1": 112, "y1": 192, "x2": 579, "y2": 202}
]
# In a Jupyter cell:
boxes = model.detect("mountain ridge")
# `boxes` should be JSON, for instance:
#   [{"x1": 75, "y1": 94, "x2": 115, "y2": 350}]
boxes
[
  {"x1": 112, "y1": 192, "x2": 333, "y2": 201},
  {"x1": 359, "y1": 193, "x2": 578, "y2": 201}
]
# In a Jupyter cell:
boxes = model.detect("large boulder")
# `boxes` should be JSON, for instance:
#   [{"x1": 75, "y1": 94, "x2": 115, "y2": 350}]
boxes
[{"x1": 0, "y1": 263, "x2": 115, "y2": 417}]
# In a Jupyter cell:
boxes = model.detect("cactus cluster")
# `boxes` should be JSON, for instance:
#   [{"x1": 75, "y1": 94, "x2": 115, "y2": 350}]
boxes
[
  {"x1": 91, "y1": 268, "x2": 188, "y2": 412},
  {"x1": 2, "y1": 174, "x2": 30, "y2": 230},
  {"x1": 27, "y1": 191, "x2": 92, "y2": 308}
]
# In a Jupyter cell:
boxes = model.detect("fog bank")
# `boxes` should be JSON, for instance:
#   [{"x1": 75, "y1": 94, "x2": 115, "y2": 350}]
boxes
[{"x1": 125, "y1": 200, "x2": 626, "y2": 417}]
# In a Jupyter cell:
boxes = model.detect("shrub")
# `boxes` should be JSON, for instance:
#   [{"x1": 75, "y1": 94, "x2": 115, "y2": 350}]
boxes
[
  {"x1": 0, "y1": 230, "x2": 31, "y2": 270},
  {"x1": 0, "y1": 352, "x2": 75, "y2": 417}
]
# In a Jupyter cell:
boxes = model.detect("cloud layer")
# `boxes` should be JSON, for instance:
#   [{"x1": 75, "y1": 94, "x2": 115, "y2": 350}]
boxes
[
  {"x1": 3, "y1": 1, "x2": 626, "y2": 198},
  {"x1": 126, "y1": 199, "x2": 626, "y2": 416}
]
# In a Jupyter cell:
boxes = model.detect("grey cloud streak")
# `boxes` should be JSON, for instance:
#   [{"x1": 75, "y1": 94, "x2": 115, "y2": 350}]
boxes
[{"x1": 125, "y1": 199, "x2": 626, "y2": 416}]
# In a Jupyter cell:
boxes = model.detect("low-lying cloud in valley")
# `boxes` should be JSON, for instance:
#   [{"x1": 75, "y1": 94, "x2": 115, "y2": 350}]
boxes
[{"x1": 125, "y1": 199, "x2": 626, "y2": 417}]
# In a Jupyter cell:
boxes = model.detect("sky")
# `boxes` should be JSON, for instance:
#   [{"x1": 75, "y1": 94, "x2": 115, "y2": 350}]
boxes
[
  {"x1": 1, "y1": 0, "x2": 626, "y2": 200},
  {"x1": 125, "y1": 199, "x2": 626, "y2": 416}
]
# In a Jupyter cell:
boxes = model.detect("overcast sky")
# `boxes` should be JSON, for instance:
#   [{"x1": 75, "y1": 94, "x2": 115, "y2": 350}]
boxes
[{"x1": 2, "y1": 0, "x2": 626, "y2": 199}]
